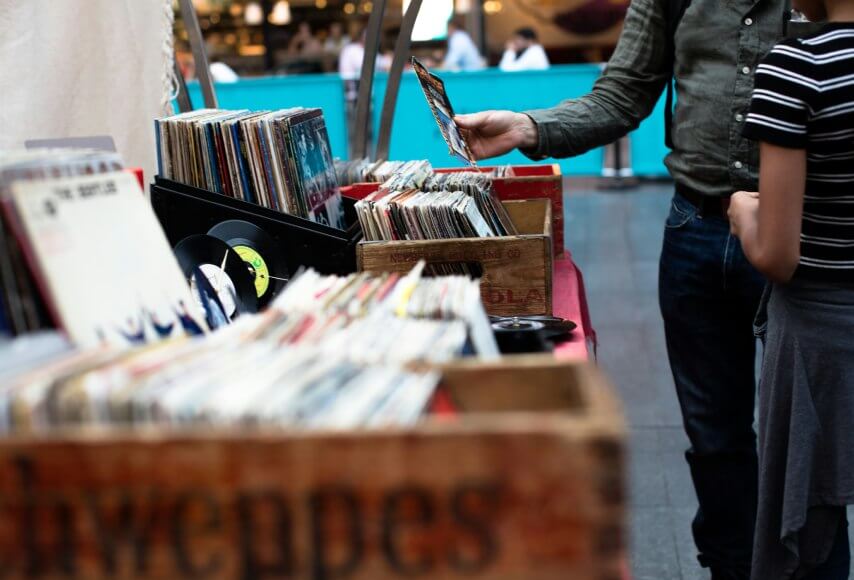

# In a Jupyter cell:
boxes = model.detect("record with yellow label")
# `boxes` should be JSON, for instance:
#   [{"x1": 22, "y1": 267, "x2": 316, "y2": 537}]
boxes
[{"x1": 208, "y1": 220, "x2": 289, "y2": 308}]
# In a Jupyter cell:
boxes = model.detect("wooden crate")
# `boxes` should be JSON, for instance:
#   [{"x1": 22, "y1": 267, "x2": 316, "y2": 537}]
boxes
[
  {"x1": 0, "y1": 357, "x2": 624, "y2": 580},
  {"x1": 339, "y1": 164, "x2": 565, "y2": 258},
  {"x1": 357, "y1": 199, "x2": 553, "y2": 317},
  {"x1": 435, "y1": 164, "x2": 565, "y2": 257}
]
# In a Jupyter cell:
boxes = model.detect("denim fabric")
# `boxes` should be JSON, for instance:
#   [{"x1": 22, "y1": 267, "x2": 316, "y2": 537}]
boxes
[
  {"x1": 801, "y1": 513, "x2": 850, "y2": 580},
  {"x1": 659, "y1": 192, "x2": 766, "y2": 578}
]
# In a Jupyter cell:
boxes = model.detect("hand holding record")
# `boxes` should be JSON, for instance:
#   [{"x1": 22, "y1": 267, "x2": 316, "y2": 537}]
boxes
[
  {"x1": 453, "y1": 111, "x2": 540, "y2": 161},
  {"x1": 411, "y1": 57, "x2": 478, "y2": 167}
]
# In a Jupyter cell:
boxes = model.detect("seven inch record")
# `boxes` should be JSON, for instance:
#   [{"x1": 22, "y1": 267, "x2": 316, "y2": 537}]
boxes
[
  {"x1": 208, "y1": 220, "x2": 289, "y2": 308},
  {"x1": 174, "y1": 234, "x2": 258, "y2": 316}
]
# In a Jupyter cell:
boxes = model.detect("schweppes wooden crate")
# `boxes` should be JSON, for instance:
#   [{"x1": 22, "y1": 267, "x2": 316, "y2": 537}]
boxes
[
  {"x1": 0, "y1": 357, "x2": 624, "y2": 580},
  {"x1": 357, "y1": 199, "x2": 554, "y2": 317}
]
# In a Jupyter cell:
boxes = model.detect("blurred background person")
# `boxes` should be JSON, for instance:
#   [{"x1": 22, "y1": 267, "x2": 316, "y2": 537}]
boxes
[
  {"x1": 284, "y1": 21, "x2": 323, "y2": 74},
  {"x1": 499, "y1": 28, "x2": 550, "y2": 72},
  {"x1": 441, "y1": 17, "x2": 484, "y2": 72},
  {"x1": 176, "y1": 42, "x2": 239, "y2": 83},
  {"x1": 338, "y1": 27, "x2": 389, "y2": 157},
  {"x1": 323, "y1": 22, "x2": 349, "y2": 58},
  {"x1": 209, "y1": 61, "x2": 239, "y2": 83},
  {"x1": 321, "y1": 22, "x2": 349, "y2": 72},
  {"x1": 288, "y1": 22, "x2": 321, "y2": 58},
  {"x1": 338, "y1": 27, "x2": 366, "y2": 81}
]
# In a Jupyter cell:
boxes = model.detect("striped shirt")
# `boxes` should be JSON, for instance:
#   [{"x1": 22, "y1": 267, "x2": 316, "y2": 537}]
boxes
[{"x1": 744, "y1": 24, "x2": 854, "y2": 282}]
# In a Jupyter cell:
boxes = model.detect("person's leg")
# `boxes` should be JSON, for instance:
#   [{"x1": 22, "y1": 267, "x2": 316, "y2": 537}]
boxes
[
  {"x1": 659, "y1": 193, "x2": 765, "y2": 579},
  {"x1": 800, "y1": 510, "x2": 850, "y2": 580}
]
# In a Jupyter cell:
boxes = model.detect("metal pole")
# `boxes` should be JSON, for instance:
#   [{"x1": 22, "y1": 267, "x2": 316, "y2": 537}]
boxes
[
  {"x1": 178, "y1": 0, "x2": 219, "y2": 109},
  {"x1": 173, "y1": 58, "x2": 194, "y2": 113},
  {"x1": 375, "y1": 0, "x2": 423, "y2": 161},
  {"x1": 352, "y1": 0, "x2": 389, "y2": 159}
]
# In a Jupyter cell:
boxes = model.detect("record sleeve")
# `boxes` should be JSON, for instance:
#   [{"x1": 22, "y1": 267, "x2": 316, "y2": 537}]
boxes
[
  {"x1": 5, "y1": 172, "x2": 208, "y2": 348},
  {"x1": 411, "y1": 58, "x2": 477, "y2": 167}
]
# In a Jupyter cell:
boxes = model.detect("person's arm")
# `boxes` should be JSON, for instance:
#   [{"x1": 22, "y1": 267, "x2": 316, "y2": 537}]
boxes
[
  {"x1": 499, "y1": 48, "x2": 518, "y2": 71},
  {"x1": 728, "y1": 39, "x2": 814, "y2": 283},
  {"x1": 525, "y1": 0, "x2": 668, "y2": 157},
  {"x1": 729, "y1": 144, "x2": 805, "y2": 282},
  {"x1": 457, "y1": 0, "x2": 668, "y2": 159},
  {"x1": 529, "y1": 45, "x2": 550, "y2": 70}
]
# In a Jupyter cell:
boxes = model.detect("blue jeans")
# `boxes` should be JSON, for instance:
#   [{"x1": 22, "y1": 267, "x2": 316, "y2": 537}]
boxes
[{"x1": 659, "y1": 192, "x2": 766, "y2": 579}]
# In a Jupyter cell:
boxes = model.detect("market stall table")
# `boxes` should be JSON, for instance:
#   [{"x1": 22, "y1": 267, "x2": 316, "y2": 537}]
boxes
[{"x1": 552, "y1": 254, "x2": 595, "y2": 360}]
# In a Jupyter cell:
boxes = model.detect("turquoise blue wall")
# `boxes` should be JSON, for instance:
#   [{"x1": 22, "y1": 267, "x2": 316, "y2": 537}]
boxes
[{"x1": 187, "y1": 64, "x2": 669, "y2": 177}]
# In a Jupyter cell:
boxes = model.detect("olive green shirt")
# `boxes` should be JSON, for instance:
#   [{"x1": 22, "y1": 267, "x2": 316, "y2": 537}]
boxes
[{"x1": 524, "y1": 0, "x2": 820, "y2": 197}]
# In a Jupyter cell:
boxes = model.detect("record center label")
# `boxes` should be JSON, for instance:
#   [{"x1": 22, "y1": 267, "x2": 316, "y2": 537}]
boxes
[{"x1": 234, "y1": 245, "x2": 270, "y2": 298}]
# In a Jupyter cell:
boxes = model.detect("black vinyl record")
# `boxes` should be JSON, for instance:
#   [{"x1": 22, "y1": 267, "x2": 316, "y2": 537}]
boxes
[
  {"x1": 208, "y1": 220, "x2": 289, "y2": 308},
  {"x1": 174, "y1": 234, "x2": 258, "y2": 316}
]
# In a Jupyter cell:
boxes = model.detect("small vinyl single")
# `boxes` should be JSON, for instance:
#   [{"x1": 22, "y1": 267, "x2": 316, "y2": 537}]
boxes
[
  {"x1": 173, "y1": 234, "x2": 258, "y2": 316},
  {"x1": 208, "y1": 219, "x2": 289, "y2": 308}
]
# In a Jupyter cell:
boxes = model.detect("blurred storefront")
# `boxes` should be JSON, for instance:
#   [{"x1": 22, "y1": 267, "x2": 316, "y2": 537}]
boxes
[{"x1": 174, "y1": 0, "x2": 630, "y2": 78}]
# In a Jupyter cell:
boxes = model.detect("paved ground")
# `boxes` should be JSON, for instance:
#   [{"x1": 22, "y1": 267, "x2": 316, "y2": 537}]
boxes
[
  {"x1": 565, "y1": 180, "x2": 702, "y2": 580},
  {"x1": 564, "y1": 179, "x2": 854, "y2": 580}
]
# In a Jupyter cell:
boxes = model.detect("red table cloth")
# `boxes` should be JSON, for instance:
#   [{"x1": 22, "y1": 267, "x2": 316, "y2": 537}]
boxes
[{"x1": 552, "y1": 254, "x2": 595, "y2": 361}]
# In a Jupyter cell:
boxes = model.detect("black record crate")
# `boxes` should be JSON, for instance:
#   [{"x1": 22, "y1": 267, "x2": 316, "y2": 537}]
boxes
[{"x1": 150, "y1": 177, "x2": 362, "y2": 276}]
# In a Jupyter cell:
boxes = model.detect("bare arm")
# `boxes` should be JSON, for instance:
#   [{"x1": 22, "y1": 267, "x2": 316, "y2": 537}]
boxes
[{"x1": 729, "y1": 143, "x2": 806, "y2": 282}]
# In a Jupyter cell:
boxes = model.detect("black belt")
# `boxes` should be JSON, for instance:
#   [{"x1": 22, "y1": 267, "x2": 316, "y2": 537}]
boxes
[{"x1": 675, "y1": 184, "x2": 731, "y2": 218}]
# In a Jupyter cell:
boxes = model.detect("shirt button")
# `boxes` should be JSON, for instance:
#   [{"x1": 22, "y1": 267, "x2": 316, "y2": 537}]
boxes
[
  {"x1": 735, "y1": 113, "x2": 744, "y2": 122},
  {"x1": 733, "y1": 160, "x2": 743, "y2": 169},
  {"x1": 744, "y1": 17, "x2": 753, "y2": 25},
  {"x1": 742, "y1": 66, "x2": 751, "y2": 74}
]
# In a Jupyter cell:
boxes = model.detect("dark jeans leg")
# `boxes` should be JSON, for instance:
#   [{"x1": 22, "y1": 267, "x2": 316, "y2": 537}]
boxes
[
  {"x1": 658, "y1": 193, "x2": 766, "y2": 579},
  {"x1": 801, "y1": 511, "x2": 850, "y2": 580}
]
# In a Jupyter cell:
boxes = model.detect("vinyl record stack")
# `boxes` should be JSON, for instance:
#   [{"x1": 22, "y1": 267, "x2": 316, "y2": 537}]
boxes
[
  {"x1": 155, "y1": 108, "x2": 345, "y2": 228},
  {"x1": 352, "y1": 163, "x2": 556, "y2": 317},
  {"x1": 150, "y1": 108, "x2": 363, "y2": 298}
]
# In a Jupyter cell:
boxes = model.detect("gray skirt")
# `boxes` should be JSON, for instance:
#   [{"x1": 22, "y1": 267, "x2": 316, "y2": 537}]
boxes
[{"x1": 752, "y1": 280, "x2": 854, "y2": 580}]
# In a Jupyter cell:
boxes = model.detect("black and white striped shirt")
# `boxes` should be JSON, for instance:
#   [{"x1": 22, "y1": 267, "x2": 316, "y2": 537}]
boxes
[{"x1": 744, "y1": 24, "x2": 854, "y2": 282}]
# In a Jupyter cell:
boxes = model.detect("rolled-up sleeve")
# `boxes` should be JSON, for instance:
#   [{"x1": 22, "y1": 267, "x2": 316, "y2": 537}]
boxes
[{"x1": 523, "y1": 0, "x2": 670, "y2": 159}]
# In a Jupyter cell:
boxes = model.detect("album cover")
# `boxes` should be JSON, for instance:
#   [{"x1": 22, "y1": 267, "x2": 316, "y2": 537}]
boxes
[
  {"x1": 288, "y1": 111, "x2": 345, "y2": 229},
  {"x1": 411, "y1": 57, "x2": 477, "y2": 167},
  {"x1": 5, "y1": 172, "x2": 207, "y2": 348},
  {"x1": 156, "y1": 108, "x2": 347, "y2": 230}
]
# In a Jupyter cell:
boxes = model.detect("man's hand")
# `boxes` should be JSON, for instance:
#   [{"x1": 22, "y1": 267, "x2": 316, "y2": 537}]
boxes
[
  {"x1": 454, "y1": 111, "x2": 539, "y2": 160},
  {"x1": 728, "y1": 191, "x2": 760, "y2": 239}
]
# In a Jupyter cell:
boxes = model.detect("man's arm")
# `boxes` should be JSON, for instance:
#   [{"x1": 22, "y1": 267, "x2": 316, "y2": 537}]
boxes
[{"x1": 525, "y1": 0, "x2": 669, "y2": 158}]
